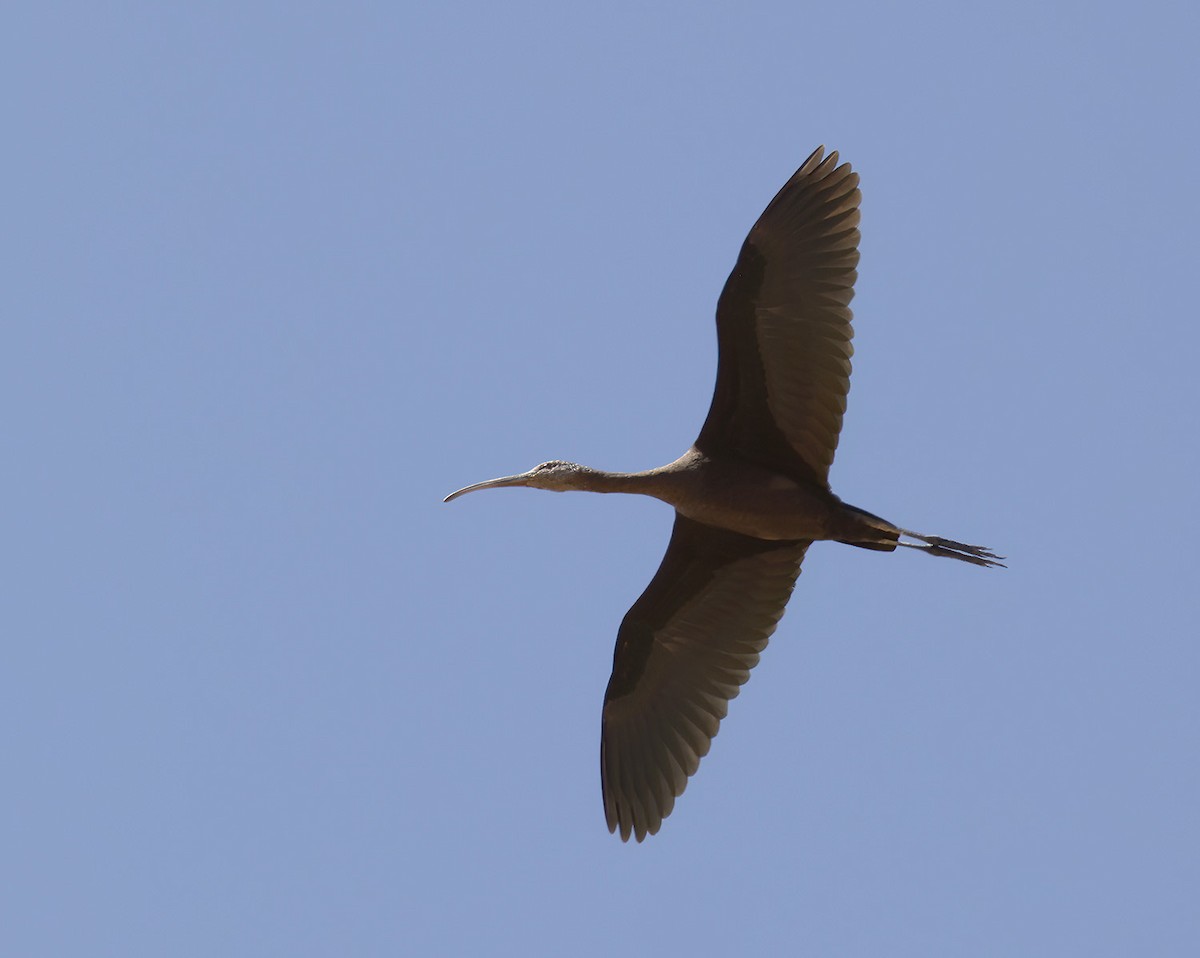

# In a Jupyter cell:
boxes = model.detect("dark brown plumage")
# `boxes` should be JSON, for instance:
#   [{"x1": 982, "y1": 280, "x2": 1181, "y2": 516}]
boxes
[{"x1": 445, "y1": 147, "x2": 1002, "y2": 842}]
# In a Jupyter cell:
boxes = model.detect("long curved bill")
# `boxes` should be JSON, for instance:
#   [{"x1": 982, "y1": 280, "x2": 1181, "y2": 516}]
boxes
[{"x1": 443, "y1": 471, "x2": 535, "y2": 503}]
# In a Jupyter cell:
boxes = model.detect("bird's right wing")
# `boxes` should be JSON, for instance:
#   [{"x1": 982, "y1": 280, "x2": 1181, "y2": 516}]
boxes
[
  {"x1": 601, "y1": 513, "x2": 810, "y2": 842},
  {"x1": 697, "y1": 146, "x2": 860, "y2": 487}
]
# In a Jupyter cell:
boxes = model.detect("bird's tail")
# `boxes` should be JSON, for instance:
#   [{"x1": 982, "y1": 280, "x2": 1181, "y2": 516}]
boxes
[{"x1": 839, "y1": 505, "x2": 1005, "y2": 568}]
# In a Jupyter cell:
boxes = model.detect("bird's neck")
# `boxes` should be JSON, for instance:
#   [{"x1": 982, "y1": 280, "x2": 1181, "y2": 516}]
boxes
[
  {"x1": 574, "y1": 469, "x2": 660, "y2": 495},
  {"x1": 571, "y1": 454, "x2": 698, "y2": 506}
]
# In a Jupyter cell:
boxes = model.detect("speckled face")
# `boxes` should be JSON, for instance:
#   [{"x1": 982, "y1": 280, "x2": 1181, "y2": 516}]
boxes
[{"x1": 521, "y1": 460, "x2": 588, "y2": 492}]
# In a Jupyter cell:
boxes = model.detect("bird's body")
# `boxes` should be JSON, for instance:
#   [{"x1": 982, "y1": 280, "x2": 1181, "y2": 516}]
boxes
[
  {"x1": 672, "y1": 450, "x2": 847, "y2": 541},
  {"x1": 446, "y1": 147, "x2": 1002, "y2": 842}
]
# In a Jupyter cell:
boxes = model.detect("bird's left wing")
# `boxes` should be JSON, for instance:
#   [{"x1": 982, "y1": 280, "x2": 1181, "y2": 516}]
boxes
[
  {"x1": 697, "y1": 147, "x2": 860, "y2": 487},
  {"x1": 601, "y1": 513, "x2": 810, "y2": 842}
]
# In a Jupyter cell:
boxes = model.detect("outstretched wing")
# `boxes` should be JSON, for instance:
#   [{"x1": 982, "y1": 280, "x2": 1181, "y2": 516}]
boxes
[
  {"x1": 697, "y1": 146, "x2": 860, "y2": 488},
  {"x1": 601, "y1": 514, "x2": 810, "y2": 842}
]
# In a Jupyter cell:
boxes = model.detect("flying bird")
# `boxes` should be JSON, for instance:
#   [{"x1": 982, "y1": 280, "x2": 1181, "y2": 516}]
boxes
[{"x1": 445, "y1": 147, "x2": 1002, "y2": 842}]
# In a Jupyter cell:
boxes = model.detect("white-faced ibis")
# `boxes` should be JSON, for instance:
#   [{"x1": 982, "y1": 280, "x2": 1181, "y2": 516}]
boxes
[{"x1": 445, "y1": 147, "x2": 1003, "y2": 842}]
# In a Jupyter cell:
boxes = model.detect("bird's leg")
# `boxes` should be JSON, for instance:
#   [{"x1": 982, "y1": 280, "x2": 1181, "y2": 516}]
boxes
[{"x1": 895, "y1": 530, "x2": 1006, "y2": 568}]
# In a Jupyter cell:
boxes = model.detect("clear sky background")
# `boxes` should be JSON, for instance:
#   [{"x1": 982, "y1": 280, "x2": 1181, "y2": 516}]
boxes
[{"x1": 5, "y1": 2, "x2": 1198, "y2": 955}]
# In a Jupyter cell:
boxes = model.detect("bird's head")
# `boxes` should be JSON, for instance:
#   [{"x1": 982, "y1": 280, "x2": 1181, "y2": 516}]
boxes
[{"x1": 443, "y1": 460, "x2": 591, "y2": 502}]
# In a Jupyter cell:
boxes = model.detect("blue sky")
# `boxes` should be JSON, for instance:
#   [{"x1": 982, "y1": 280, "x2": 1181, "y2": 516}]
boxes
[{"x1": 5, "y1": 2, "x2": 1198, "y2": 954}]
